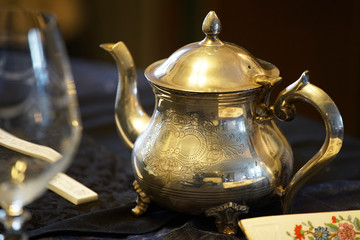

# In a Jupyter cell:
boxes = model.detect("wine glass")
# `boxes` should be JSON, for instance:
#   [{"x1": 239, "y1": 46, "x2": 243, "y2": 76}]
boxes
[{"x1": 0, "y1": 7, "x2": 82, "y2": 239}]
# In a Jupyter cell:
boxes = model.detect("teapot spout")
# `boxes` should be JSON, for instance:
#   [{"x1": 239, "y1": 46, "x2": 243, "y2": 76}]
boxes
[{"x1": 100, "y1": 41, "x2": 150, "y2": 150}]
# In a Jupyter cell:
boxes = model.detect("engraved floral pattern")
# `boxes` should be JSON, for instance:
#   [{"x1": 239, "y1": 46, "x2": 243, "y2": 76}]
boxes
[
  {"x1": 141, "y1": 110, "x2": 245, "y2": 183},
  {"x1": 287, "y1": 215, "x2": 360, "y2": 240}
]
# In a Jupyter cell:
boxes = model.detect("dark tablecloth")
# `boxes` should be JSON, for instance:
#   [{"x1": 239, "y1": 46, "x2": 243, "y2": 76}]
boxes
[{"x1": 12, "y1": 59, "x2": 360, "y2": 239}]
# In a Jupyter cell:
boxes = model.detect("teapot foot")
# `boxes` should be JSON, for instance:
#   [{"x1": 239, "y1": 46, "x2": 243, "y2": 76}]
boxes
[
  {"x1": 205, "y1": 202, "x2": 249, "y2": 235},
  {"x1": 132, "y1": 180, "x2": 151, "y2": 216}
]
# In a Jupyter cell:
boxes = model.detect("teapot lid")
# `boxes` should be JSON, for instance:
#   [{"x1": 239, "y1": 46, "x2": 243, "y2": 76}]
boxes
[{"x1": 145, "y1": 11, "x2": 280, "y2": 93}]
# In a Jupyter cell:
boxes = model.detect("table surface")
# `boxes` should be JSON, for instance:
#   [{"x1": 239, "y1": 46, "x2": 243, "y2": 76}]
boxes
[{"x1": 5, "y1": 59, "x2": 360, "y2": 239}]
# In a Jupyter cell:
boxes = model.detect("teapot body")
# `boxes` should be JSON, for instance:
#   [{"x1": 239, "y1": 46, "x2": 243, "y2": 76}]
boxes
[
  {"x1": 132, "y1": 84, "x2": 293, "y2": 214},
  {"x1": 103, "y1": 11, "x2": 343, "y2": 235}
]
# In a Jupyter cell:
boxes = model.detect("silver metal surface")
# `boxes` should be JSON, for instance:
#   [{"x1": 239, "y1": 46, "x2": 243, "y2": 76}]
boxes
[
  {"x1": 274, "y1": 71, "x2": 344, "y2": 213},
  {"x1": 100, "y1": 42, "x2": 150, "y2": 150},
  {"x1": 132, "y1": 86, "x2": 293, "y2": 215},
  {"x1": 101, "y1": 11, "x2": 344, "y2": 234},
  {"x1": 144, "y1": 11, "x2": 280, "y2": 93}
]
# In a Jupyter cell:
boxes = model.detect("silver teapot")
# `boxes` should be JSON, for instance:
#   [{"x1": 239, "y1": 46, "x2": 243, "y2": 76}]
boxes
[{"x1": 101, "y1": 11, "x2": 343, "y2": 234}]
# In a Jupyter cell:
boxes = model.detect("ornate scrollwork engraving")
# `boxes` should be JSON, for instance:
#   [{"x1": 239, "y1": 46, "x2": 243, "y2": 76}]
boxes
[{"x1": 141, "y1": 110, "x2": 245, "y2": 183}]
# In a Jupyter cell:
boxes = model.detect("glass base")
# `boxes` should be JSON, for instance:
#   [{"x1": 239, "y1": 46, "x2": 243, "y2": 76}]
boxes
[{"x1": 0, "y1": 209, "x2": 30, "y2": 240}]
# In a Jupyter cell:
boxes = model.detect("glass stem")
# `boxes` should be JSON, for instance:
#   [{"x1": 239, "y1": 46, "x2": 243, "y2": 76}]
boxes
[{"x1": 0, "y1": 209, "x2": 30, "y2": 240}]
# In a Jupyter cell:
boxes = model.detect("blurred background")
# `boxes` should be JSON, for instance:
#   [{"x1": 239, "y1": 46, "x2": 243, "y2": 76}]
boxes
[{"x1": 1, "y1": 0, "x2": 360, "y2": 138}]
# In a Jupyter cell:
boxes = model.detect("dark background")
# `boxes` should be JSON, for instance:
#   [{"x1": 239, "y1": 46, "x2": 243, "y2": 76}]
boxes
[{"x1": 2, "y1": 0, "x2": 360, "y2": 137}]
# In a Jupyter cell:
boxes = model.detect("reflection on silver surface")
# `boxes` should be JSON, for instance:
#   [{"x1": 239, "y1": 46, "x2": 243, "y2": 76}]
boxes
[{"x1": 102, "y1": 11, "x2": 343, "y2": 234}]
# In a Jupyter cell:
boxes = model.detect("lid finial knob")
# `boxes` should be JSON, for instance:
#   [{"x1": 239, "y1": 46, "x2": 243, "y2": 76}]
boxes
[{"x1": 202, "y1": 11, "x2": 222, "y2": 41}]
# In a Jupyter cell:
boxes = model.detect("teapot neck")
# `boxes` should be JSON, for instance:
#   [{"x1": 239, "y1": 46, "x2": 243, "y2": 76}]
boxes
[
  {"x1": 150, "y1": 83, "x2": 265, "y2": 122},
  {"x1": 151, "y1": 83, "x2": 261, "y2": 105}
]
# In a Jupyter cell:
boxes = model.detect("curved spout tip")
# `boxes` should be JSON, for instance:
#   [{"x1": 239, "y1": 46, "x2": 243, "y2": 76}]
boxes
[{"x1": 99, "y1": 43, "x2": 115, "y2": 52}]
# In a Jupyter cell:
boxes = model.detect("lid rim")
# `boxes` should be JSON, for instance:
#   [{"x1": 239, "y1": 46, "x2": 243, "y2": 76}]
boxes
[
  {"x1": 145, "y1": 56, "x2": 278, "y2": 93},
  {"x1": 148, "y1": 80, "x2": 263, "y2": 94}
]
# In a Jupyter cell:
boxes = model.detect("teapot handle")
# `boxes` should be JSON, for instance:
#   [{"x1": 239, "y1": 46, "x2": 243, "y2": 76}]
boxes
[{"x1": 273, "y1": 71, "x2": 344, "y2": 213}]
